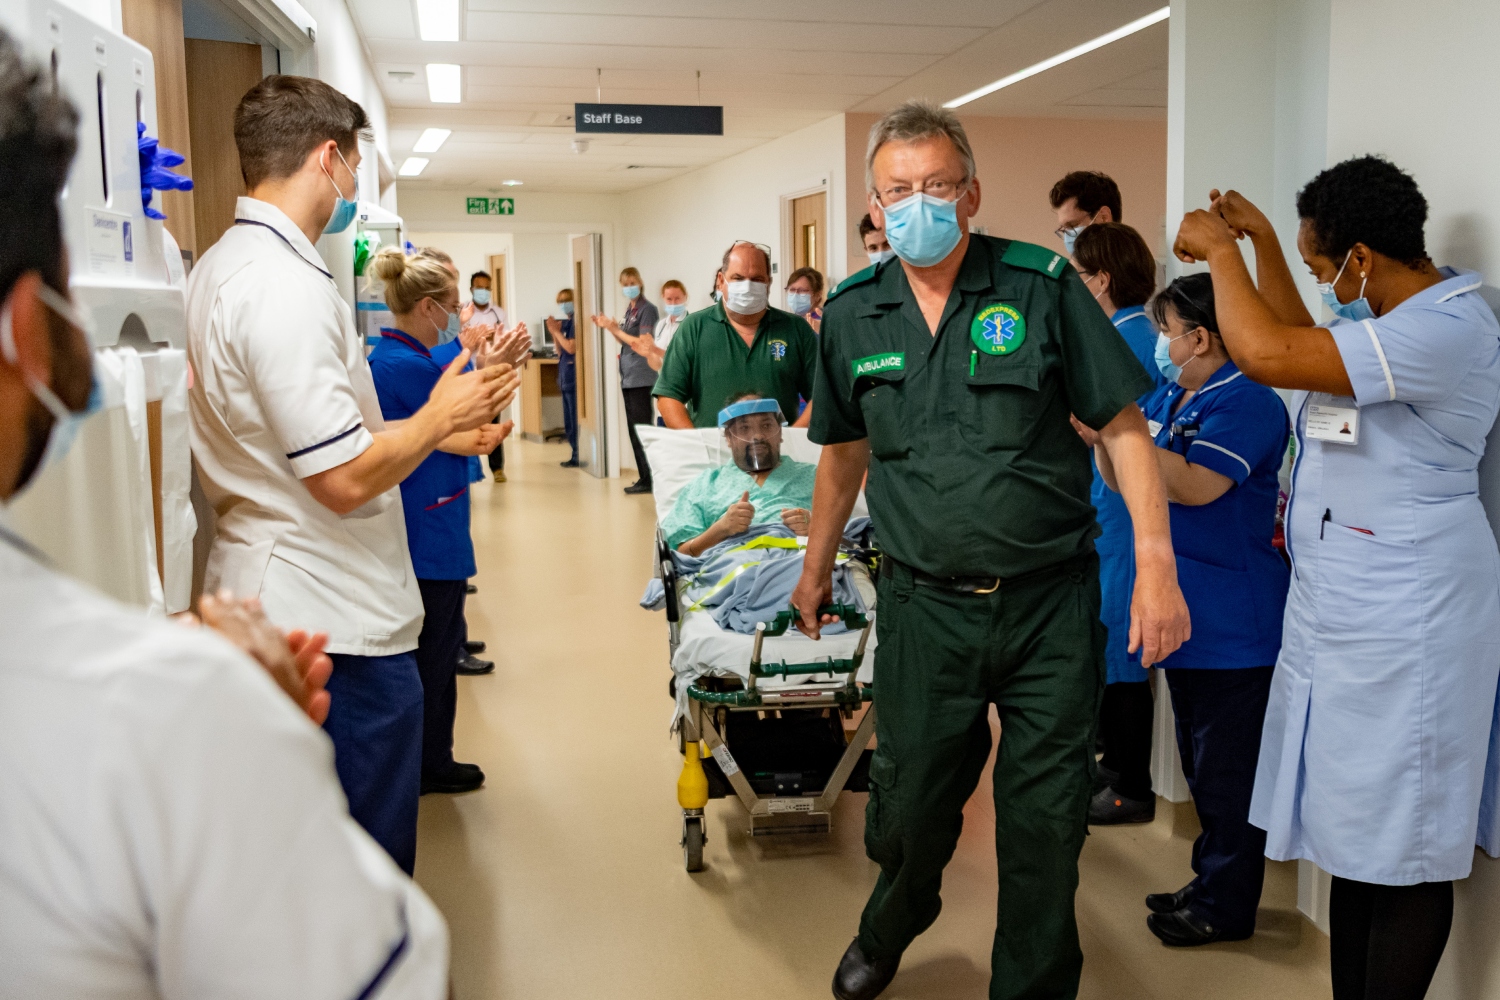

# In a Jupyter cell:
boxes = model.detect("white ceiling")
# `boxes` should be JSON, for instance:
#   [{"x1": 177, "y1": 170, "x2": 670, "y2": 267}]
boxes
[{"x1": 354, "y1": 0, "x2": 1168, "y2": 194}]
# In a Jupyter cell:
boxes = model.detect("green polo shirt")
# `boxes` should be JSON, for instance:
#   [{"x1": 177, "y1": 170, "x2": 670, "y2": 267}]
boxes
[
  {"x1": 810, "y1": 234, "x2": 1153, "y2": 578},
  {"x1": 652, "y1": 302, "x2": 818, "y2": 427}
]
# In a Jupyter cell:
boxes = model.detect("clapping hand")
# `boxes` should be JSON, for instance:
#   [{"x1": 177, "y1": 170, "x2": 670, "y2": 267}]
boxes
[
  {"x1": 591, "y1": 314, "x2": 622, "y2": 334},
  {"x1": 460, "y1": 321, "x2": 493, "y2": 354},
  {"x1": 1208, "y1": 188, "x2": 1272, "y2": 241},
  {"x1": 191, "y1": 590, "x2": 333, "y2": 724},
  {"x1": 1173, "y1": 208, "x2": 1239, "y2": 264},
  {"x1": 477, "y1": 323, "x2": 531, "y2": 369},
  {"x1": 1069, "y1": 414, "x2": 1102, "y2": 448}
]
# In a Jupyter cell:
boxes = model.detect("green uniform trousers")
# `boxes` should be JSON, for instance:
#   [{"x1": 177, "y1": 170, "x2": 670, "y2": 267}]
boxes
[{"x1": 858, "y1": 552, "x2": 1106, "y2": 1000}]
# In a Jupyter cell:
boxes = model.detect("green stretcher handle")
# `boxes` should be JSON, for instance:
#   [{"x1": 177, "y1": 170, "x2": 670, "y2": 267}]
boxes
[{"x1": 761, "y1": 603, "x2": 869, "y2": 638}]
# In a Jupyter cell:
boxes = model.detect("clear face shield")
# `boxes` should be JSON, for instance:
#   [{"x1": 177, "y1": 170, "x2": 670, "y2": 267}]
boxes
[{"x1": 717, "y1": 398, "x2": 786, "y2": 474}]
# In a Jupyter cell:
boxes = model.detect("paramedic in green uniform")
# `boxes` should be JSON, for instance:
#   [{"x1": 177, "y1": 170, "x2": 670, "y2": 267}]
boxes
[{"x1": 791, "y1": 101, "x2": 1191, "y2": 1000}]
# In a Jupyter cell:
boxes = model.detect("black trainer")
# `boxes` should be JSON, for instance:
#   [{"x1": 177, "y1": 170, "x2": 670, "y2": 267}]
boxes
[
  {"x1": 465, "y1": 582, "x2": 478, "y2": 595},
  {"x1": 1088, "y1": 785, "x2": 1156, "y2": 825},
  {"x1": 1146, "y1": 881, "x2": 1197, "y2": 914},
  {"x1": 456, "y1": 653, "x2": 494, "y2": 675},
  {"x1": 1147, "y1": 904, "x2": 1252, "y2": 947},
  {"x1": 623, "y1": 480, "x2": 653, "y2": 495},
  {"x1": 832, "y1": 938, "x2": 900, "y2": 1000},
  {"x1": 464, "y1": 639, "x2": 486, "y2": 655},
  {"x1": 560, "y1": 458, "x2": 579, "y2": 468},
  {"x1": 421, "y1": 762, "x2": 485, "y2": 795}
]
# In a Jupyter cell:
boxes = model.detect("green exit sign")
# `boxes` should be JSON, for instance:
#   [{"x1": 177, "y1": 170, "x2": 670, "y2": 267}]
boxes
[{"x1": 466, "y1": 197, "x2": 515, "y2": 215}]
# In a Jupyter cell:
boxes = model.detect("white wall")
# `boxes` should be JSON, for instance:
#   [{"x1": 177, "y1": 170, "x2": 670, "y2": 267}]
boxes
[
  {"x1": 619, "y1": 114, "x2": 849, "y2": 314},
  {"x1": 1324, "y1": 1, "x2": 1500, "y2": 995}
]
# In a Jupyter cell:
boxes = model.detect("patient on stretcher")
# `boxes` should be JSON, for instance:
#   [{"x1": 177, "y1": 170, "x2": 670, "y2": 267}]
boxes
[{"x1": 661, "y1": 393, "x2": 816, "y2": 556}]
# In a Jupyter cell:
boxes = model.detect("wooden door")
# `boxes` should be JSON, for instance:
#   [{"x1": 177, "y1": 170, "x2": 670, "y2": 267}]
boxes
[
  {"x1": 184, "y1": 39, "x2": 263, "y2": 255},
  {"x1": 120, "y1": 0, "x2": 196, "y2": 258},
  {"x1": 570, "y1": 234, "x2": 607, "y2": 478},
  {"x1": 791, "y1": 191, "x2": 827, "y2": 277},
  {"x1": 487, "y1": 252, "x2": 508, "y2": 312}
]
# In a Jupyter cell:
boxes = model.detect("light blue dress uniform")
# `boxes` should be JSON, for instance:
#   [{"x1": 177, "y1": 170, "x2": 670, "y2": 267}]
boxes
[
  {"x1": 1095, "y1": 305, "x2": 1169, "y2": 683},
  {"x1": 1250, "y1": 268, "x2": 1500, "y2": 884}
]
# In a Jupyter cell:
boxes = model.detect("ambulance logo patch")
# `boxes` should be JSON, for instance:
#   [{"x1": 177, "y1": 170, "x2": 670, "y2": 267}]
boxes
[
  {"x1": 972, "y1": 303, "x2": 1026, "y2": 355},
  {"x1": 769, "y1": 339, "x2": 788, "y2": 361}
]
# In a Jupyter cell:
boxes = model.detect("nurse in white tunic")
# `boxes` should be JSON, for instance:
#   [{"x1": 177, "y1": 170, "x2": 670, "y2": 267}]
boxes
[{"x1": 1172, "y1": 157, "x2": 1500, "y2": 1000}]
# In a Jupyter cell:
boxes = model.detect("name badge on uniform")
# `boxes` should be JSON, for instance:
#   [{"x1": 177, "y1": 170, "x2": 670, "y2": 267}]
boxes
[
  {"x1": 1147, "y1": 419, "x2": 1163, "y2": 438},
  {"x1": 1306, "y1": 396, "x2": 1360, "y2": 445}
]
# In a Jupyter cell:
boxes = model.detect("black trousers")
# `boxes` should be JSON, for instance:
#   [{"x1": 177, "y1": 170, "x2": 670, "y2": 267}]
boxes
[
  {"x1": 487, "y1": 415, "x2": 504, "y2": 472},
  {"x1": 1099, "y1": 681, "x2": 1154, "y2": 800},
  {"x1": 415, "y1": 578, "x2": 467, "y2": 776},
  {"x1": 560, "y1": 385, "x2": 579, "y2": 460},
  {"x1": 1330, "y1": 878, "x2": 1453, "y2": 1000},
  {"x1": 1165, "y1": 665, "x2": 1274, "y2": 935},
  {"x1": 622, "y1": 385, "x2": 654, "y2": 486}
]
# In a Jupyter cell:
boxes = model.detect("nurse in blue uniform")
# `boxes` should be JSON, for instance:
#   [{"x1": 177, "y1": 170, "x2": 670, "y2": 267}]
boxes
[
  {"x1": 366, "y1": 246, "x2": 499, "y2": 797},
  {"x1": 1096, "y1": 272, "x2": 1290, "y2": 946},
  {"x1": 1173, "y1": 159, "x2": 1500, "y2": 1000},
  {"x1": 1071, "y1": 222, "x2": 1170, "y2": 824}
]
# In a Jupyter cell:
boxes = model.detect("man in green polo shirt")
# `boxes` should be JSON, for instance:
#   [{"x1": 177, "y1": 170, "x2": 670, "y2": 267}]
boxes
[
  {"x1": 653, "y1": 240, "x2": 817, "y2": 428},
  {"x1": 792, "y1": 101, "x2": 1190, "y2": 1000}
]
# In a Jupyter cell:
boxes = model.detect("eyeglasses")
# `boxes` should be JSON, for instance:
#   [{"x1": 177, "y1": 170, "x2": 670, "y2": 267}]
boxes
[{"x1": 875, "y1": 178, "x2": 967, "y2": 206}]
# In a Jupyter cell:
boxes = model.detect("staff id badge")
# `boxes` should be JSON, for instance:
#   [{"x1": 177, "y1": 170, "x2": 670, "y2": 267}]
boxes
[{"x1": 1306, "y1": 394, "x2": 1360, "y2": 445}]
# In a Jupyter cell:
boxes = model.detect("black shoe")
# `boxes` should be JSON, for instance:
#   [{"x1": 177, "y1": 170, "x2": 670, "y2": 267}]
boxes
[
  {"x1": 1092, "y1": 763, "x2": 1120, "y2": 795},
  {"x1": 560, "y1": 458, "x2": 579, "y2": 468},
  {"x1": 832, "y1": 938, "x2": 900, "y2": 1000},
  {"x1": 623, "y1": 480, "x2": 653, "y2": 495},
  {"x1": 465, "y1": 582, "x2": 478, "y2": 595},
  {"x1": 1147, "y1": 905, "x2": 1251, "y2": 947},
  {"x1": 1088, "y1": 786, "x2": 1156, "y2": 825},
  {"x1": 456, "y1": 653, "x2": 495, "y2": 675},
  {"x1": 421, "y1": 762, "x2": 485, "y2": 795},
  {"x1": 1146, "y1": 881, "x2": 1197, "y2": 914},
  {"x1": 464, "y1": 639, "x2": 486, "y2": 655}
]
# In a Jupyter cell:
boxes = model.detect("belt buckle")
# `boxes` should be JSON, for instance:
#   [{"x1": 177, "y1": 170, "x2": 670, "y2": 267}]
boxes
[{"x1": 972, "y1": 577, "x2": 1001, "y2": 595}]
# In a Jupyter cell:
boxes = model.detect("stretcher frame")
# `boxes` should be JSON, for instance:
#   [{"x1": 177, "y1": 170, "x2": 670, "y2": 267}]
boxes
[{"x1": 658, "y1": 527, "x2": 877, "y2": 871}]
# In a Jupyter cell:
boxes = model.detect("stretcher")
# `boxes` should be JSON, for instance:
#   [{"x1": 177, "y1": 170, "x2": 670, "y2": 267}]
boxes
[{"x1": 638, "y1": 427, "x2": 878, "y2": 872}]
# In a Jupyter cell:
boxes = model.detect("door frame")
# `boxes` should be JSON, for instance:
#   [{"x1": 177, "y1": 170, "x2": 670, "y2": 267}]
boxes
[
  {"x1": 570, "y1": 233, "x2": 608, "y2": 479},
  {"x1": 778, "y1": 174, "x2": 831, "y2": 301}
]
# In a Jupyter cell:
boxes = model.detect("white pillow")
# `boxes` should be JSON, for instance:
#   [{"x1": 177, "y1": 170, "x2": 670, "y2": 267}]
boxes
[{"x1": 636, "y1": 426, "x2": 867, "y2": 526}]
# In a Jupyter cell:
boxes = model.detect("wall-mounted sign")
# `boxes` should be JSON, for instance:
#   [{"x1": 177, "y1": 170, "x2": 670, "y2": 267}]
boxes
[
  {"x1": 574, "y1": 103, "x2": 723, "y2": 136},
  {"x1": 467, "y1": 197, "x2": 515, "y2": 215}
]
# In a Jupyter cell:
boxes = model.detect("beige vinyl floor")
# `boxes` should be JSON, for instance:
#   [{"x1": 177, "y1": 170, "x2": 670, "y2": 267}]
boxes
[{"x1": 414, "y1": 438, "x2": 1332, "y2": 1000}]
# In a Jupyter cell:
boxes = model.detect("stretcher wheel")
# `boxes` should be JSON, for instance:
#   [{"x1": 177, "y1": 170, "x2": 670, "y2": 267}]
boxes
[{"x1": 683, "y1": 815, "x2": 705, "y2": 872}]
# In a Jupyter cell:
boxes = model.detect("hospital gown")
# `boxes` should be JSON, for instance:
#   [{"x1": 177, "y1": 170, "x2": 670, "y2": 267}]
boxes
[{"x1": 661, "y1": 457, "x2": 817, "y2": 550}]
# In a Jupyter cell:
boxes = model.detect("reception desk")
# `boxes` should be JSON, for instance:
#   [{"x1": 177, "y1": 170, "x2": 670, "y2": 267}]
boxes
[{"x1": 521, "y1": 356, "x2": 563, "y2": 443}]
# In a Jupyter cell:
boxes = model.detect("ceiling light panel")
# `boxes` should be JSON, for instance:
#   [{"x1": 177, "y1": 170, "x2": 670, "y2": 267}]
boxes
[
  {"x1": 415, "y1": 0, "x2": 459, "y2": 42},
  {"x1": 399, "y1": 157, "x2": 429, "y2": 176},
  {"x1": 426, "y1": 64, "x2": 461, "y2": 103},
  {"x1": 945, "y1": 7, "x2": 1170, "y2": 108},
  {"x1": 412, "y1": 128, "x2": 451, "y2": 153}
]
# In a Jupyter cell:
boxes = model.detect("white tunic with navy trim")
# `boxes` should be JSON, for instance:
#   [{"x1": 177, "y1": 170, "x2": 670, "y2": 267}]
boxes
[
  {"x1": 1250, "y1": 267, "x2": 1500, "y2": 883},
  {"x1": 186, "y1": 197, "x2": 423, "y2": 656}
]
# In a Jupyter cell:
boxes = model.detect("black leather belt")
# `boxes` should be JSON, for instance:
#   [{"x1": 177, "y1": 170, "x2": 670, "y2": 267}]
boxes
[{"x1": 881, "y1": 556, "x2": 1002, "y2": 594}]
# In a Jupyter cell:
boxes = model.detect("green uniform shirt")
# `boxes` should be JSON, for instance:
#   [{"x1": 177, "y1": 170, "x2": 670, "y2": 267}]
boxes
[
  {"x1": 651, "y1": 302, "x2": 818, "y2": 427},
  {"x1": 810, "y1": 235, "x2": 1154, "y2": 578}
]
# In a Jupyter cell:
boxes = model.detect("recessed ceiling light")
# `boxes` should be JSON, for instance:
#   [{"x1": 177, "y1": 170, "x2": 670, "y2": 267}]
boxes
[
  {"x1": 501, "y1": 179, "x2": 522, "y2": 186},
  {"x1": 944, "y1": 6, "x2": 1170, "y2": 108},
  {"x1": 399, "y1": 157, "x2": 429, "y2": 177},
  {"x1": 413, "y1": 128, "x2": 451, "y2": 153},
  {"x1": 415, "y1": 0, "x2": 459, "y2": 41},
  {"x1": 426, "y1": 64, "x2": 461, "y2": 104}
]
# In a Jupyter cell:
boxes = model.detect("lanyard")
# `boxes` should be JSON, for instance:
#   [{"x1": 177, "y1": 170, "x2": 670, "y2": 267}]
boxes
[
  {"x1": 233, "y1": 220, "x2": 335, "y2": 280},
  {"x1": 378, "y1": 327, "x2": 430, "y2": 356}
]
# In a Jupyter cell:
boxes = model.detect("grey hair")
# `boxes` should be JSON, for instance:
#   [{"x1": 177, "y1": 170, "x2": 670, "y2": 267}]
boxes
[{"x1": 865, "y1": 99, "x2": 976, "y2": 194}]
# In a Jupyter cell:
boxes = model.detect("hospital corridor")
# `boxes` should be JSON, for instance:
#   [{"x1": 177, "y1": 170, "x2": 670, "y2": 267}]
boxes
[
  {"x1": 420, "y1": 439, "x2": 1331, "y2": 1000},
  {"x1": 8, "y1": 1, "x2": 1500, "y2": 1000}
]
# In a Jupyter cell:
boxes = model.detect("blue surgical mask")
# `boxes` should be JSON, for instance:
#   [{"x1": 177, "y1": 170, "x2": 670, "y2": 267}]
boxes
[
  {"x1": 622, "y1": 284, "x2": 641, "y2": 300},
  {"x1": 1316, "y1": 249, "x2": 1376, "y2": 322},
  {"x1": 1061, "y1": 226, "x2": 1084, "y2": 255},
  {"x1": 665, "y1": 303, "x2": 687, "y2": 318},
  {"x1": 471, "y1": 288, "x2": 491, "y2": 306},
  {"x1": 867, "y1": 249, "x2": 896, "y2": 267},
  {"x1": 1, "y1": 285, "x2": 104, "y2": 483},
  {"x1": 321, "y1": 146, "x2": 359, "y2": 235},
  {"x1": 432, "y1": 305, "x2": 460, "y2": 346},
  {"x1": 1155, "y1": 331, "x2": 1195, "y2": 384},
  {"x1": 787, "y1": 291, "x2": 813, "y2": 315},
  {"x1": 559, "y1": 301, "x2": 574, "y2": 316},
  {"x1": 883, "y1": 189, "x2": 964, "y2": 268}
]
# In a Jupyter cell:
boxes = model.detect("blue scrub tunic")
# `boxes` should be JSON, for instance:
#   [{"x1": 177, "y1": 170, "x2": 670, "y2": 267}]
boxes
[
  {"x1": 1096, "y1": 305, "x2": 1169, "y2": 684},
  {"x1": 1250, "y1": 268, "x2": 1500, "y2": 885},
  {"x1": 369, "y1": 329, "x2": 477, "y2": 581},
  {"x1": 430, "y1": 339, "x2": 487, "y2": 485},
  {"x1": 1139, "y1": 361, "x2": 1290, "y2": 670}
]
